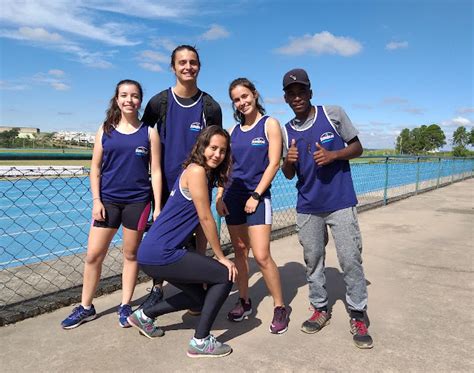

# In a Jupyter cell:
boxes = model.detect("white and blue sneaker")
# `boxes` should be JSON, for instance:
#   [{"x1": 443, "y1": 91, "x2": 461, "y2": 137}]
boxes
[
  {"x1": 117, "y1": 304, "x2": 133, "y2": 328},
  {"x1": 187, "y1": 335, "x2": 232, "y2": 358},
  {"x1": 61, "y1": 305, "x2": 97, "y2": 329}
]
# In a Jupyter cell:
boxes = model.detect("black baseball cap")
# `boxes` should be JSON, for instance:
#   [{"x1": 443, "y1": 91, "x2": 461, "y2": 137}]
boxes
[{"x1": 282, "y1": 68, "x2": 310, "y2": 90}]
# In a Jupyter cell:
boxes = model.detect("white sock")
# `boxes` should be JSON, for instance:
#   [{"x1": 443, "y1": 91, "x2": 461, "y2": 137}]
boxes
[
  {"x1": 82, "y1": 305, "x2": 91, "y2": 310},
  {"x1": 193, "y1": 336, "x2": 207, "y2": 344}
]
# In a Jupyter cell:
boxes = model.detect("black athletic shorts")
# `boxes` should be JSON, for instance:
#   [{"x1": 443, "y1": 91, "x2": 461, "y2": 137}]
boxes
[{"x1": 92, "y1": 201, "x2": 151, "y2": 231}]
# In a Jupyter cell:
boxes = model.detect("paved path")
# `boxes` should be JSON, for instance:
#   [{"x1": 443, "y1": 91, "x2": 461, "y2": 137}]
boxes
[{"x1": 1, "y1": 179, "x2": 473, "y2": 372}]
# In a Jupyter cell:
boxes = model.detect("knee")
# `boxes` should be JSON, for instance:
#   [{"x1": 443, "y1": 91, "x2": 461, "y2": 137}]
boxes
[
  {"x1": 123, "y1": 250, "x2": 137, "y2": 262},
  {"x1": 84, "y1": 251, "x2": 106, "y2": 266},
  {"x1": 254, "y1": 253, "x2": 272, "y2": 269},
  {"x1": 233, "y1": 242, "x2": 249, "y2": 257}
]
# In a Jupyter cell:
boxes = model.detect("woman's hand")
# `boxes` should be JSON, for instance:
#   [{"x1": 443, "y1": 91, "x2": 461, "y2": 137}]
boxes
[
  {"x1": 92, "y1": 200, "x2": 105, "y2": 221},
  {"x1": 216, "y1": 197, "x2": 229, "y2": 217},
  {"x1": 244, "y1": 197, "x2": 259, "y2": 214},
  {"x1": 218, "y1": 257, "x2": 238, "y2": 282}
]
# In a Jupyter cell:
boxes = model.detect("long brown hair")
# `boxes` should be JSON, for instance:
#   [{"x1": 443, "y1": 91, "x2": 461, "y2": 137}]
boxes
[
  {"x1": 229, "y1": 77, "x2": 266, "y2": 125},
  {"x1": 183, "y1": 126, "x2": 232, "y2": 187},
  {"x1": 103, "y1": 79, "x2": 143, "y2": 135}
]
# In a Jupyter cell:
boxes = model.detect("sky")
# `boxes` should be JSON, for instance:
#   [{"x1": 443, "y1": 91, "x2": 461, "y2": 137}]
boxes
[{"x1": 0, "y1": 0, "x2": 472, "y2": 149}]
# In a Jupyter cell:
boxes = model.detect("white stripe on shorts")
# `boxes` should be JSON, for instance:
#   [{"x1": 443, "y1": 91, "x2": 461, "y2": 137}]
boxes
[{"x1": 264, "y1": 197, "x2": 273, "y2": 225}]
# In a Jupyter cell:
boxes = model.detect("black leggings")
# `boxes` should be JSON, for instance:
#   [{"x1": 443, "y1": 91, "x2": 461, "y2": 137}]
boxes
[{"x1": 140, "y1": 252, "x2": 232, "y2": 339}]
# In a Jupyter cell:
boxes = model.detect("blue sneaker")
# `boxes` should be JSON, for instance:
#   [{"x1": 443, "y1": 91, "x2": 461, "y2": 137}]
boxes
[
  {"x1": 139, "y1": 286, "x2": 163, "y2": 310},
  {"x1": 187, "y1": 334, "x2": 232, "y2": 358},
  {"x1": 61, "y1": 305, "x2": 96, "y2": 329},
  {"x1": 127, "y1": 309, "x2": 164, "y2": 338},
  {"x1": 117, "y1": 304, "x2": 132, "y2": 328}
]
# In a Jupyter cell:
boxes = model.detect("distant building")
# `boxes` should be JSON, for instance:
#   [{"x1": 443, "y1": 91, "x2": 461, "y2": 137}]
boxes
[
  {"x1": 53, "y1": 131, "x2": 95, "y2": 144},
  {"x1": 0, "y1": 126, "x2": 40, "y2": 139}
]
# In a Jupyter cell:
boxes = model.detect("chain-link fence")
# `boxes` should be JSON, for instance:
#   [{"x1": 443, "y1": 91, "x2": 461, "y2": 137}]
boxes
[{"x1": 1, "y1": 155, "x2": 473, "y2": 325}]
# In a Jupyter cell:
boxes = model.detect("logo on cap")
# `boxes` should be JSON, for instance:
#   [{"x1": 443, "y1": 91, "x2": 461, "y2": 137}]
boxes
[{"x1": 289, "y1": 75, "x2": 297, "y2": 81}]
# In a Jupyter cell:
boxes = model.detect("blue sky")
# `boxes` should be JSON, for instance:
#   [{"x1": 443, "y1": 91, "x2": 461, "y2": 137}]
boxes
[{"x1": 0, "y1": 0, "x2": 472, "y2": 149}]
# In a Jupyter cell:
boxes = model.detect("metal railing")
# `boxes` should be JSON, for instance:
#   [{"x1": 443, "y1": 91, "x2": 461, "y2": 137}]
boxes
[{"x1": 1, "y1": 154, "x2": 473, "y2": 325}]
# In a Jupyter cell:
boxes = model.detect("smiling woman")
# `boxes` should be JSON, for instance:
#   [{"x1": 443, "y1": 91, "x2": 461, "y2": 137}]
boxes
[{"x1": 60, "y1": 79, "x2": 163, "y2": 330}]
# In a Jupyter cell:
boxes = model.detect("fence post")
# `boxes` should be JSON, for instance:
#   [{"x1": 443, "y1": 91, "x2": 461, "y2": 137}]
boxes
[
  {"x1": 451, "y1": 159, "x2": 455, "y2": 183},
  {"x1": 436, "y1": 157, "x2": 441, "y2": 188},
  {"x1": 383, "y1": 156, "x2": 389, "y2": 205},
  {"x1": 415, "y1": 156, "x2": 420, "y2": 195}
]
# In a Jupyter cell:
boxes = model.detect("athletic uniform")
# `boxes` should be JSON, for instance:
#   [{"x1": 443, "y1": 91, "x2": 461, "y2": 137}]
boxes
[
  {"x1": 137, "y1": 168, "x2": 232, "y2": 339},
  {"x1": 142, "y1": 88, "x2": 222, "y2": 205},
  {"x1": 93, "y1": 124, "x2": 151, "y2": 231},
  {"x1": 283, "y1": 105, "x2": 367, "y2": 312},
  {"x1": 224, "y1": 116, "x2": 272, "y2": 226}
]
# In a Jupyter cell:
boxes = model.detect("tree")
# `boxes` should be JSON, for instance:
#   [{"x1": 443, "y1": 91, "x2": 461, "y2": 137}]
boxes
[
  {"x1": 0, "y1": 128, "x2": 20, "y2": 148},
  {"x1": 452, "y1": 126, "x2": 470, "y2": 157},
  {"x1": 469, "y1": 127, "x2": 474, "y2": 146},
  {"x1": 396, "y1": 124, "x2": 446, "y2": 154},
  {"x1": 396, "y1": 128, "x2": 411, "y2": 154},
  {"x1": 423, "y1": 124, "x2": 446, "y2": 151},
  {"x1": 452, "y1": 126, "x2": 470, "y2": 147}
]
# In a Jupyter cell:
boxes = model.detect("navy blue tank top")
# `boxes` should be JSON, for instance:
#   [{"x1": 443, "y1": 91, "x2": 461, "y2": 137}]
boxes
[
  {"x1": 161, "y1": 88, "x2": 205, "y2": 193},
  {"x1": 226, "y1": 115, "x2": 270, "y2": 195},
  {"x1": 100, "y1": 124, "x2": 151, "y2": 203},
  {"x1": 284, "y1": 106, "x2": 357, "y2": 213},
  {"x1": 137, "y1": 168, "x2": 210, "y2": 265}
]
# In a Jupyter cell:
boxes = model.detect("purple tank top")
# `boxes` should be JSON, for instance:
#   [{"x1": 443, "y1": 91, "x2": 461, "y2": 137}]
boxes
[
  {"x1": 284, "y1": 106, "x2": 357, "y2": 213},
  {"x1": 161, "y1": 88, "x2": 205, "y2": 194},
  {"x1": 100, "y1": 124, "x2": 151, "y2": 203},
  {"x1": 226, "y1": 115, "x2": 270, "y2": 195},
  {"x1": 137, "y1": 169, "x2": 211, "y2": 265}
]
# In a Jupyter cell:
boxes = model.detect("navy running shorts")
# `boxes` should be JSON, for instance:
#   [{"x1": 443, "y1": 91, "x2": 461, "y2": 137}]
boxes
[{"x1": 224, "y1": 192, "x2": 272, "y2": 226}]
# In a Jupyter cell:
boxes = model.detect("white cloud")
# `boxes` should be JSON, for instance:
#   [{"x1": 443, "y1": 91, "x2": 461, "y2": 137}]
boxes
[
  {"x1": 201, "y1": 24, "x2": 230, "y2": 41},
  {"x1": 381, "y1": 97, "x2": 409, "y2": 105},
  {"x1": 0, "y1": 2, "x2": 139, "y2": 47},
  {"x1": 386, "y1": 41, "x2": 409, "y2": 50},
  {"x1": 48, "y1": 69, "x2": 65, "y2": 77},
  {"x1": 51, "y1": 82, "x2": 70, "y2": 91},
  {"x1": 84, "y1": 0, "x2": 194, "y2": 19},
  {"x1": 139, "y1": 50, "x2": 169, "y2": 63},
  {"x1": 456, "y1": 107, "x2": 474, "y2": 114},
  {"x1": 265, "y1": 97, "x2": 285, "y2": 105},
  {"x1": 150, "y1": 37, "x2": 176, "y2": 52},
  {"x1": 276, "y1": 31, "x2": 362, "y2": 56},
  {"x1": 441, "y1": 116, "x2": 473, "y2": 128},
  {"x1": 400, "y1": 107, "x2": 424, "y2": 115},
  {"x1": 139, "y1": 62, "x2": 163, "y2": 72},
  {"x1": 0, "y1": 80, "x2": 29, "y2": 91}
]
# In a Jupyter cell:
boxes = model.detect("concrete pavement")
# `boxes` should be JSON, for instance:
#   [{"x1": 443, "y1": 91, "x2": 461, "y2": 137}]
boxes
[{"x1": 1, "y1": 179, "x2": 473, "y2": 372}]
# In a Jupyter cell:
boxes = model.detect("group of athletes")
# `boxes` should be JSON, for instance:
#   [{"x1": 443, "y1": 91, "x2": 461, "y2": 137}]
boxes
[{"x1": 60, "y1": 45, "x2": 374, "y2": 358}]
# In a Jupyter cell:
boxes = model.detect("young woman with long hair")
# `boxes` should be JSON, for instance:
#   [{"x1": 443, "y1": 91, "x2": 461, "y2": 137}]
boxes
[
  {"x1": 127, "y1": 126, "x2": 237, "y2": 358},
  {"x1": 216, "y1": 78, "x2": 289, "y2": 334},
  {"x1": 61, "y1": 79, "x2": 162, "y2": 329}
]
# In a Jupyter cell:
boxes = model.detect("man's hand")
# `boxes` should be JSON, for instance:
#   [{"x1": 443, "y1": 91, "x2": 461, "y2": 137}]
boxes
[
  {"x1": 286, "y1": 139, "x2": 299, "y2": 164},
  {"x1": 313, "y1": 142, "x2": 336, "y2": 166}
]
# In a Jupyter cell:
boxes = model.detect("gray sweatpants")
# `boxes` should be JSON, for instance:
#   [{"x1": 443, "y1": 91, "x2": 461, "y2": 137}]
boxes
[{"x1": 296, "y1": 206, "x2": 368, "y2": 311}]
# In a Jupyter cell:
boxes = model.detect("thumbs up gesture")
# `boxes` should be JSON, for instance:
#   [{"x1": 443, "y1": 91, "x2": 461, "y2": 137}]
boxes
[
  {"x1": 286, "y1": 138, "x2": 299, "y2": 164},
  {"x1": 314, "y1": 142, "x2": 336, "y2": 166}
]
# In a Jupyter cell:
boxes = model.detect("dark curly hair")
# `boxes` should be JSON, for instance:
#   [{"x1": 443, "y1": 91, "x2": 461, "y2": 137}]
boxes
[
  {"x1": 229, "y1": 77, "x2": 266, "y2": 125},
  {"x1": 103, "y1": 79, "x2": 143, "y2": 135},
  {"x1": 183, "y1": 126, "x2": 232, "y2": 187}
]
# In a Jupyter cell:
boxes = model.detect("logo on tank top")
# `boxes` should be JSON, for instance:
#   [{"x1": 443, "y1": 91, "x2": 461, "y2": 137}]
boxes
[
  {"x1": 170, "y1": 189, "x2": 176, "y2": 197},
  {"x1": 135, "y1": 146, "x2": 149, "y2": 157},
  {"x1": 320, "y1": 132, "x2": 335, "y2": 144},
  {"x1": 189, "y1": 122, "x2": 202, "y2": 132},
  {"x1": 251, "y1": 137, "x2": 266, "y2": 146}
]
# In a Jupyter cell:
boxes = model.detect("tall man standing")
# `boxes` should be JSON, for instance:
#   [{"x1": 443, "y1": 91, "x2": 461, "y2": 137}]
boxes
[
  {"x1": 140, "y1": 45, "x2": 222, "y2": 310},
  {"x1": 281, "y1": 68, "x2": 373, "y2": 349}
]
